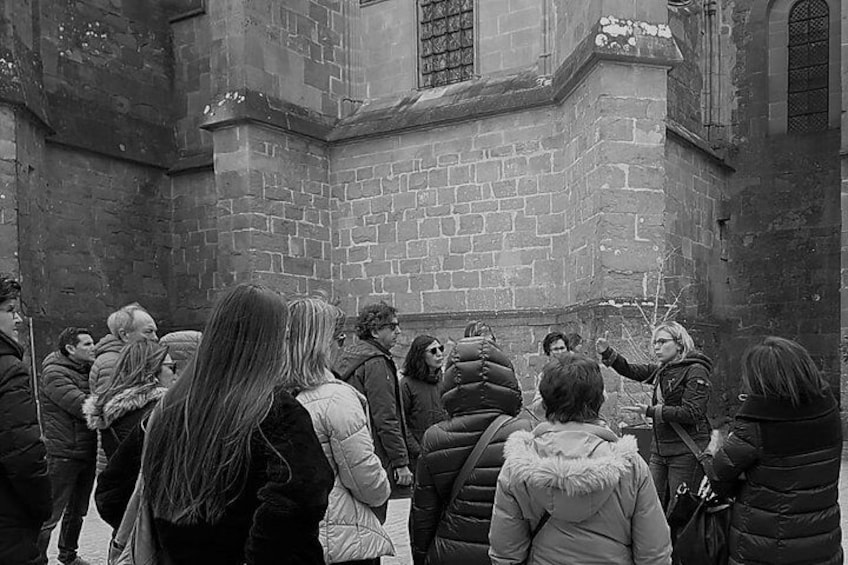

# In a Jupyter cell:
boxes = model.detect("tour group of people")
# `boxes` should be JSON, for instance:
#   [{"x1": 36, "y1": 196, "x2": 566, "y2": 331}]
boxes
[{"x1": 0, "y1": 273, "x2": 843, "y2": 565}]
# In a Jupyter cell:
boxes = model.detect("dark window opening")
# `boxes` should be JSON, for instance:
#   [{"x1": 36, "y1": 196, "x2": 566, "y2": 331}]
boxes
[
  {"x1": 419, "y1": 0, "x2": 474, "y2": 88},
  {"x1": 787, "y1": 0, "x2": 829, "y2": 133}
]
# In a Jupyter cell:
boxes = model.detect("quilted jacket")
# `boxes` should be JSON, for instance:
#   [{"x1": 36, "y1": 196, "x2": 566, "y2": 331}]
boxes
[
  {"x1": 88, "y1": 334, "x2": 124, "y2": 396},
  {"x1": 296, "y1": 375, "x2": 394, "y2": 563},
  {"x1": 601, "y1": 348, "x2": 712, "y2": 456},
  {"x1": 0, "y1": 331, "x2": 52, "y2": 533},
  {"x1": 39, "y1": 351, "x2": 96, "y2": 461},
  {"x1": 703, "y1": 392, "x2": 842, "y2": 565},
  {"x1": 410, "y1": 337, "x2": 534, "y2": 565},
  {"x1": 489, "y1": 421, "x2": 671, "y2": 565}
]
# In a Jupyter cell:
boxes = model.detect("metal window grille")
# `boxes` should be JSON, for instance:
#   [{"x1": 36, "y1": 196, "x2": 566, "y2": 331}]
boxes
[
  {"x1": 787, "y1": 0, "x2": 829, "y2": 133},
  {"x1": 419, "y1": 0, "x2": 474, "y2": 88}
]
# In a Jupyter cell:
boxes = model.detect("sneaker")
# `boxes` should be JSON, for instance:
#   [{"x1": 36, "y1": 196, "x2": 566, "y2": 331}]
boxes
[{"x1": 60, "y1": 558, "x2": 91, "y2": 565}]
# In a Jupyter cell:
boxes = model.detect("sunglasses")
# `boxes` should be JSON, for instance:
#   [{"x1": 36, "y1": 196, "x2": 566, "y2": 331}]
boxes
[{"x1": 427, "y1": 345, "x2": 445, "y2": 355}]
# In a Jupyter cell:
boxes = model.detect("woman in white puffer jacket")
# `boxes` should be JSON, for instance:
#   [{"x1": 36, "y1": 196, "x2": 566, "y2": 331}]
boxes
[{"x1": 285, "y1": 297, "x2": 394, "y2": 565}]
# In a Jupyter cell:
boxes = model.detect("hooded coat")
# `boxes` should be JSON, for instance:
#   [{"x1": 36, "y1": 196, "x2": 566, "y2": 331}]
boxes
[
  {"x1": 0, "y1": 331, "x2": 52, "y2": 563},
  {"x1": 601, "y1": 348, "x2": 712, "y2": 456},
  {"x1": 400, "y1": 368, "x2": 446, "y2": 461},
  {"x1": 82, "y1": 382, "x2": 166, "y2": 458},
  {"x1": 296, "y1": 376, "x2": 395, "y2": 563},
  {"x1": 88, "y1": 334, "x2": 124, "y2": 397},
  {"x1": 410, "y1": 337, "x2": 534, "y2": 565},
  {"x1": 489, "y1": 422, "x2": 672, "y2": 565},
  {"x1": 334, "y1": 339, "x2": 409, "y2": 470},
  {"x1": 703, "y1": 392, "x2": 842, "y2": 565},
  {"x1": 39, "y1": 351, "x2": 96, "y2": 461}
]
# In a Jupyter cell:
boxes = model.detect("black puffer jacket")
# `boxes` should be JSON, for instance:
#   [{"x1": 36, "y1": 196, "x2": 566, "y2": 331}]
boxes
[
  {"x1": 602, "y1": 348, "x2": 712, "y2": 456},
  {"x1": 703, "y1": 393, "x2": 842, "y2": 565},
  {"x1": 39, "y1": 352, "x2": 96, "y2": 461},
  {"x1": 410, "y1": 337, "x2": 534, "y2": 565},
  {"x1": 401, "y1": 369, "x2": 446, "y2": 461},
  {"x1": 0, "y1": 332, "x2": 52, "y2": 535}
]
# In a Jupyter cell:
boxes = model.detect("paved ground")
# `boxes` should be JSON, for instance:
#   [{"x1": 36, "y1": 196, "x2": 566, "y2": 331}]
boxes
[{"x1": 47, "y1": 450, "x2": 848, "y2": 565}]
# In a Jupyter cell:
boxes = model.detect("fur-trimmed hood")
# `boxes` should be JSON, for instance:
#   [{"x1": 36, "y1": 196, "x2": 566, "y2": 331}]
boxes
[
  {"x1": 83, "y1": 383, "x2": 166, "y2": 430},
  {"x1": 501, "y1": 421, "x2": 641, "y2": 523}
]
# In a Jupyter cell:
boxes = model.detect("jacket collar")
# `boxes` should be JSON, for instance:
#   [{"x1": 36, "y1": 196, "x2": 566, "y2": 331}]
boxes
[
  {"x1": 503, "y1": 421, "x2": 639, "y2": 496},
  {"x1": 0, "y1": 330, "x2": 23, "y2": 359},
  {"x1": 737, "y1": 392, "x2": 837, "y2": 422},
  {"x1": 83, "y1": 383, "x2": 166, "y2": 430}
]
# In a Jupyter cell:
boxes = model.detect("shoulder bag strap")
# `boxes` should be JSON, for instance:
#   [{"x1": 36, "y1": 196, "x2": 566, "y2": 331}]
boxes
[
  {"x1": 448, "y1": 414, "x2": 511, "y2": 507},
  {"x1": 655, "y1": 369, "x2": 704, "y2": 459}
]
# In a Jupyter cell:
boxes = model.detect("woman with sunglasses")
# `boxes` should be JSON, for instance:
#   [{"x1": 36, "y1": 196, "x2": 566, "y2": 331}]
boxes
[
  {"x1": 596, "y1": 321, "x2": 712, "y2": 513},
  {"x1": 401, "y1": 335, "x2": 447, "y2": 476}
]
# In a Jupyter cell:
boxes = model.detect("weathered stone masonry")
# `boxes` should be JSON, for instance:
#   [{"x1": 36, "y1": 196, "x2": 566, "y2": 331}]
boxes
[{"x1": 0, "y1": 0, "x2": 842, "y2": 425}]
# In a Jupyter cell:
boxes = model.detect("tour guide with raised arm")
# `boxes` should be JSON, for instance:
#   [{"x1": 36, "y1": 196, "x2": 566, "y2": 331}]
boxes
[{"x1": 596, "y1": 321, "x2": 712, "y2": 511}]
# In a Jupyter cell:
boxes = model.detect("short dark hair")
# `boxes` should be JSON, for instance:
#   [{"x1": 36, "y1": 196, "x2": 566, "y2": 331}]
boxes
[
  {"x1": 58, "y1": 327, "x2": 91, "y2": 357},
  {"x1": 539, "y1": 355, "x2": 605, "y2": 423},
  {"x1": 0, "y1": 275, "x2": 21, "y2": 303},
  {"x1": 355, "y1": 302, "x2": 398, "y2": 340},
  {"x1": 565, "y1": 332, "x2": 583, "y2": 350},
  {"x1": 542, "y1": 332, "x2": 568, "y2": 355},
  {"x1": 464, "y1": 320, "x2": 496, "y2": 342}
]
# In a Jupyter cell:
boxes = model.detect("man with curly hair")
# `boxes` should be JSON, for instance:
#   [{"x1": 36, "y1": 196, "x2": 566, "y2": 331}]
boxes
[{"x1": 334, "y1": 302, "x2": 411, "y2": 513}]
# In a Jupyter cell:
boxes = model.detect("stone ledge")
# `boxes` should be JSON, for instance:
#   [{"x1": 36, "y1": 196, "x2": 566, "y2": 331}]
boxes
[
  {"x1": 200, "y1": 89, "x2": 334, "y2": 142},
  {"x1": 667, "y1": 119, "x2": 736, "y2": 171},
  {"x1": 167, "y1": 152, "x2": 213, "y2": 176},
  {"x1": 200, "y1": 16, "x2": 683, "y2": 145},
  {"x1": 331, "y1": 18, "x2": 684, "y2": 142}
]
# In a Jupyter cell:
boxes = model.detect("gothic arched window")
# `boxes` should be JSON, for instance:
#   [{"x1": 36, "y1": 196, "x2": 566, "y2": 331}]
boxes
[{"x1": 787, "y1": 0, "x2": 829, "y2": 133}]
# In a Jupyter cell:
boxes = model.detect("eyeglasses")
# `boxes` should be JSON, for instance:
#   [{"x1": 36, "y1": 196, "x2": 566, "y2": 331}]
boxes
[
  {"x1": 381, "y1": 322, "x2": 400, "y2": 331},
  {"x1": 653, "y1": 338, "x2": 675, "y2": 346},
  {"x1": 427, "y1": 345, "x2": 445, "y2": 355}
]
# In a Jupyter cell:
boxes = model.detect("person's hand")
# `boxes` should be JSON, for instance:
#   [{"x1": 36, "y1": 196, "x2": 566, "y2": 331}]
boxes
[
  {"x1": 394, "y1": 466, "x2": 413, "y2": 487},
  {"x1": 704, "y1": 429, "x2": 724, "y2": 456},
  {"x1": 596, "y1": 331, "x2": 610, "y2": 354},
  {"x1": 621, "y1": 404, "x2": 649, "y2": 416}
]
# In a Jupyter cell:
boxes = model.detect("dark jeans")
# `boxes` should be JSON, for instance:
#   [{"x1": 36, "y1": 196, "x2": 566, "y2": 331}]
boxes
[
  {"x1": 35, "y1": 456, "x2": 96, "y2": 564},
  {"x1": 649, "y1": 451, "x2": 703, "y2": 511}
]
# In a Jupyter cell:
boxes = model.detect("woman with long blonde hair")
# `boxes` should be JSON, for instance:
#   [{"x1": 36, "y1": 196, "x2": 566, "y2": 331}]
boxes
[
  {"x1": 141, "y1": 284, "x2": 333, "y2": 564},
  {"x1": 286, "y1": 297, "x2": 393, "y2": 565}
]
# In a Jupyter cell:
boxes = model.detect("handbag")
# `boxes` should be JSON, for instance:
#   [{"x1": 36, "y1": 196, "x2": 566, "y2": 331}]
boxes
[
  {"x1": 672, "y1": 495, "x2": 732, "y2": 565},
  {"x1": 112, "y1": 475, "x2": 161, "y2": 565}
]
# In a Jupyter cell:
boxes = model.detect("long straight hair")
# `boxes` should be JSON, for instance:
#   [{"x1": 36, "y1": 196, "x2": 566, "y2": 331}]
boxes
[
  {"x1": 97, "y1": 337, "x2": 167, "y2": 407},
  {"x1": 283, "y1": 298, "x2": 339, "y2": 394},
  {"x1": 742, "y1": 336, "x2": 829, "y2": 406},
  {"x1": 142, "y1": 284, "x2": 288, "y2": 524}
]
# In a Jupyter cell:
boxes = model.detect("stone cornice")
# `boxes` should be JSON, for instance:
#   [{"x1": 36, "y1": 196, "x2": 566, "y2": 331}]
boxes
[
  {"x1": 199, "y1": 17, "x2": 684, "y2": 145},
  {"x1": 200, "y1": 89, "x2": 335, "y2": 142}
]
